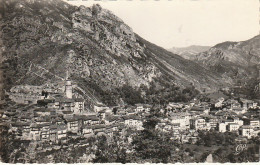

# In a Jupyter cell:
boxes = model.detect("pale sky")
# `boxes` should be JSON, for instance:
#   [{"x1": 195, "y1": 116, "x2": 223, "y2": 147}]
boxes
[{"x1": 66, "y1": 0, "x2": 259, "y2": 49}]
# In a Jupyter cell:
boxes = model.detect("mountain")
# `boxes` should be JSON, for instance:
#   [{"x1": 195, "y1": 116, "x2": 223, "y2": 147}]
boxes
[
  {"x1": 193, "y1": 35, "x2": 260, "y2": 90},
  {"x1": 168, "y1": 45, "x2": 210, "y2": 60},
  {"x1": 0, "y1": 0, "x2": 231, "y2": 105}
]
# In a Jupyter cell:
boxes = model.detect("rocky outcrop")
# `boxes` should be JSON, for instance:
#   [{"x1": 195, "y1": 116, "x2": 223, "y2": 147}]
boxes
[{"x1": 72, "y1": 4, "x2": 144, "y2": 58}]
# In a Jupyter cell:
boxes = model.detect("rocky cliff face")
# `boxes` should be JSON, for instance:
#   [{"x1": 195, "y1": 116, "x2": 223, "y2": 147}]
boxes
[{"x1": 1, "y1": 0, "x2": 231, "y2": 104}]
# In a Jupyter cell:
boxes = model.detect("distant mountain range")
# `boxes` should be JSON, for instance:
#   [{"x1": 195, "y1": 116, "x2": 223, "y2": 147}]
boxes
[
  {"x1": 168, "y1": 45, "x2": 211, "y2": 60},
  {"x1": 168, "y1": 35, "x2": 260, "y2": 93},
  {"x1": 194, "y1": 36, "x2": 260, "y2": 68}
]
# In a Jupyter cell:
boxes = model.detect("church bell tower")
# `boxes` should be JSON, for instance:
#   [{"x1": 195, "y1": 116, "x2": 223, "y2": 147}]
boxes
[{"x1": 65, "y1": 71, "x2": 72, "y2": 99}]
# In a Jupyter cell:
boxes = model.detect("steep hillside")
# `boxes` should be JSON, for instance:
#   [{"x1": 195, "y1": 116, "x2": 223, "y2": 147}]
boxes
[
  {"x1": 137, "y1": 36, "x2": 231, "y2": 91},
  {"x1": 168, "y1": 45, "x2": 210, "y2": 60},
  {"x1": 1, "y1": 0, "x2": 159, "y2": 92},
  {"x1": 193, "y1": 35, "x2": 260, "y2": 86},
  {"x1": 1, "y1": 0, "x2": 231, "y2": 105}
]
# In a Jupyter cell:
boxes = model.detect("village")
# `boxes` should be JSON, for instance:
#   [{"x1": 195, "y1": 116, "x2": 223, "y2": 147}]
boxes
[{"x1": 1, "y1": 74, "x2": 260, "y2": 162}]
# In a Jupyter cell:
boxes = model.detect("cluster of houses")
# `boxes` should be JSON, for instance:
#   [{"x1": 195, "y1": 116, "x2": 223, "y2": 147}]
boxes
[
  {"x1": 4, "y1": 103, "x2": 151, "y2": 143},
  {"x1": 155, "y1": 97, "x2": 260, "y2": 141},
  {"x1": 4, "y1": 77, "x2": 152, "y2": 145},
  {"x1": 3, "y1": 75, "x2": 260, "y2": 148}
]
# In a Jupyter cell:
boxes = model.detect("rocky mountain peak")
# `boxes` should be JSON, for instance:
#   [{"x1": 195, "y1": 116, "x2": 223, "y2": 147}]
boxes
[{"x1": 71, "y1": 3, "x2": 141, "y2": 58}]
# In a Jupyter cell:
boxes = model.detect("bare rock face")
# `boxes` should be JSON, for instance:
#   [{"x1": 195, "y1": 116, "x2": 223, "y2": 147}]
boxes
[
  {"x1": 72, "y1": 6, "x2": 93, "y2": 33},
  {"x1": 69, "y1": 4, "x2": 158, "y2": 89},
  {"x1": 71, "y1": 4, "x2": 143, "y2": 58},
  {"x1": 66, "y1": 50, "x2": 91, "y2": 78}
]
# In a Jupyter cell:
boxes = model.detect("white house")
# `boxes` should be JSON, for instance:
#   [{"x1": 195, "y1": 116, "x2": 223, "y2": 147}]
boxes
[
  {"x1": 215, "y1": 97, "x2": 225, "y2": 108},
  {"x1": 219, "y1": 123, "x2": 226, "y2": 133},
  {"x1": 57, "y1": 124, "x2": 67, "y2": 139},
  {"x1": 124, "y1": 115, "x2": 143, "y2": 130},
  {"x1": 93, "y1": 103, "x2": 110, "y2": 113},
  {"x1": 135, "y1": 104, "x2": 144, "y2": 112},
  {"x1": 195, "y1": 118, "x2": 209, "y2": 131},
  {"x1": 227, "y1": 123, "x2": 239, "y2": 132},
  {"x1": 30, "y1": 124, "x2": 41, "y2": 141},
  {"x1": 250, "y1": 120, "x2": 260, "y2": 129},
  {"x1": 233, "y1": 118, "x2": 244, "y2": 126},
  {"x1": 82, "y1": 125, "x2": 93, "y2": 137},
  {"x1": 170, "y1": 113, "x2": 191, "y2": 130},
  {"x1": 239, "y1": 125, "x2": 254, "y2": 138},
  {"x1": 74, "y1": 98, "x2": 84, "y2": 114},
  {"x1": 66, "y1": 117, "x2": 79, "y2": 133}
]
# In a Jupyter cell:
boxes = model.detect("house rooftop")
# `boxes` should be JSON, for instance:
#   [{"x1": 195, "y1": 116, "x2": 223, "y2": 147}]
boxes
[
  {"x1": 12, "y1": 122, "x2": 30, "y2": 127},
  {"x1": 34, "y1": 108, "x2": 53, "y2": 112},
  {"x1": 80, "y1": 115, "x2": 99, "y2": 121},
  {"x1": 62, "y1": 110, "x2": 73, "y2": 114},
  {"x1": 173, "y1": 123, "x2": 181, "y2": 126},
  {"x1": 105, "y1": 115, "x2": 120, "y2": 122},
  {"x1": 92, "y1": 124, "x2": 106, "y2": 130},
  {"x1": 31, "y1": 123, "x2": 50, "y2": 128},
  {"x1": 83, "y1": 125, "x2": 92, "y2": 129},
  {"x1": 75, "y1": 98, "x2": 84, "y2": 102},
  {"x1": 57, "y1": 124, "x2": 67, "y2": 131},
  {"x1": 65, "y1": 116, "x2": 79, "y2": 122},
  {"x1": 216, "y1": 110, "x2": 237, "y2": 116},
  {"x1": 228, "y1": 123, "x2": 239, "y2": 126},
  {"x1": 49, "y1": 124, "x2": 58, "y2": 130},
  {"x1": 55, "y1": 97, "x2": 74, "y2": 103},
  {"x1": 20, "y1": 115, "x2": 32, "y2": 119},
  {"x1": 232, "y1": 107, "x2": 243, "y2": 111},
  {"x1": 122, "y1": 115, "x2": 141, "y2": 120},
  {"x1": 98, "y1": 109, "x2": 107, "y2": 113},
  {"x1": 35, "y1": 116, "x2": 51, "y2": 122},
  {"x1": 240, "y1": 125, "x2": 253, "y2": 129},
  {"x1": 240, "y1": 98, "x2": 254, "y2": 103},
  {"x1": 250, "y1": 119, "x2": 259, "y2": 122},
  {"x1": 190, "y1": 106, "x2": 204, "y2": 111}
]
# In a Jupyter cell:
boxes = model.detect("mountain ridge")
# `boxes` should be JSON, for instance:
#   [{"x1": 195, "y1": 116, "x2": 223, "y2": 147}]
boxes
[
  {"x1": 192, "y1": 34, "x2": 260, "y2": 92},
  {"x1": 168, "y1": 45, "x2": 211, "y2": 60},
  {"x1": 1, "y1": 0, "x2": 232, "y2": 105}
]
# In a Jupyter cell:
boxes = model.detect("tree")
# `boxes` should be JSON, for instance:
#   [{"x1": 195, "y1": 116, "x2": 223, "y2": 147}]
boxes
[
  {"x1": 142, "y1": 116, "x2": 159, "y2": 130},
  {"x1": 131, "y1": 116, "x2": 175, "y2": 163},
  {"x1": 199, "y1": 152, "x2": 210, "y2": 162},
  {"x1": 120, "y1": 85, "x2": 144, "y2": 105},
  {"x1": 112, "y1": 107, "x2": 118, "y2": 115},
  {"x1": 93, "y1": 135, "x2": 127, "y2": 163},
  {"x1": 92, "y1": 4, "x2": 102, "y2": 17}
]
